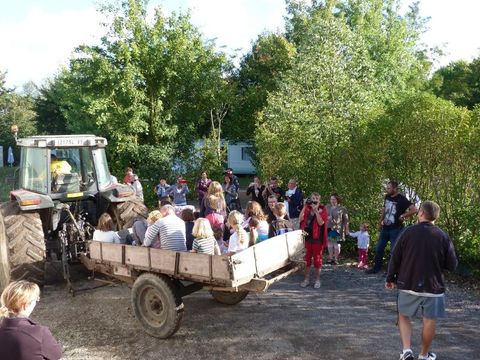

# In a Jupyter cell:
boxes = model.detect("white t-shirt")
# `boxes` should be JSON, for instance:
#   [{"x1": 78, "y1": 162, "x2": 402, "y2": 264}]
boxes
[
  {"x1": 227, "y1": 232, "x2": 248, "y2": 253},
  {"x1": 93, "y1": 230, "x2": 121, "y2": 244},
  {"x1": 349, "y1": 231, "x2": 370, "y2": 249}
]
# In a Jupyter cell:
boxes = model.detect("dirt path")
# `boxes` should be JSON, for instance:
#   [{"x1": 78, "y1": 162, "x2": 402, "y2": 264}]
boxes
[{"x1": 34, "y1": 263, "x2": 479, "y2": 360}]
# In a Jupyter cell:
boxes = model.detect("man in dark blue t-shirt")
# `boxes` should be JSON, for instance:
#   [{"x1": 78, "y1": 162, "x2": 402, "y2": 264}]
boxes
[{"x1": 367, "y1": 180, "x2": 417, "y2": 274}]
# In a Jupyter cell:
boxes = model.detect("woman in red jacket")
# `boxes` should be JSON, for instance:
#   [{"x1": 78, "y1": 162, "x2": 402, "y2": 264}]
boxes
[
  {"x1": 299, "y1": 192, "x2": 328, "y2": 289},
  {"x1": 0, "y1": 280, "x2": 62, "y2": 360}
]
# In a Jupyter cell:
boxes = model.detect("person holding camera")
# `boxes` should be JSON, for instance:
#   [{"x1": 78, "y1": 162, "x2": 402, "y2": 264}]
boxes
[
  {"x1": 262, "y1": 176, "x2": 285, "y2": 205},
  {"x1": 299, "y1": 192, "x2": 328, "y2": 289},
  {"x1": 246, "y1": 175, "x2": 266, "y2": 208}
]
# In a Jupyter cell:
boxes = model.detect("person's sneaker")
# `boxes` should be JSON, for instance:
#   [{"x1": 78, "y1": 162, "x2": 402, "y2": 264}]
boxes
[
  {"x1": 357, "y1": 261, "x2": 364, "y2": 268},
  {"x1": 300, "y1": 279, "x2": 309, "y2": 288},
  {"x1": 314, "y1": 280, "x2": 321, "y2": 289},
  {"x1": 399, "y1": 350, "x2": 414, "y2": 360},
  {"x1": 365, "y1": 268, "x2": 379, "y2": 274},
  {"x1": 333, "y1": 260, "x2": 339, "y2": 265},
  {"x1": 418, "y1": 352, "x2": 436, "y2": 360}
]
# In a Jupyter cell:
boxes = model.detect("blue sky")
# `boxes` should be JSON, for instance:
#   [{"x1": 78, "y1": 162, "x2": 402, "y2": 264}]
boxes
[{"x1": 1, "y1": 0, "x2": 479, "y2": 89}]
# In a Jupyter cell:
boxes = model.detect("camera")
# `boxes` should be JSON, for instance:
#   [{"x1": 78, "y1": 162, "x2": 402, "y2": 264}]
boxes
[{"x1": 306, "y1": 199, "x2": 313, "y2": 205}]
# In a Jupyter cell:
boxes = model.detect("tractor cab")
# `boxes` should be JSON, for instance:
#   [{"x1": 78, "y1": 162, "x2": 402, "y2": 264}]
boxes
[{"x1": 17, "y1": 135, "x2": 112, "y2": 199}]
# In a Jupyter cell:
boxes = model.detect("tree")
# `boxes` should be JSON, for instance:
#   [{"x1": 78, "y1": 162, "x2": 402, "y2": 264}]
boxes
[
  {"x1": 57, "y1": 0, "x2": 230, "y2": 177},
  {"x1": 256, "y1": 0, "x2": 433, "y2": 229},
  {"x1": 430, "y1": 57, "x2": 480, "y2": 109},
  {"x1": 370, "y1": 93, "x2": 478, "y2": 267},
  {"x1": 225, "y1": 33, "x2": 296, "y2": 142},
  {"x1": 257, "y1": 1, "x2": 386, "y2": 195},
  {"x1": 35, "y1": 74, "x2": 69, "y2": 135},
  {"x1": 0, "y1": 71, "x2": 37, "y2": 160}
]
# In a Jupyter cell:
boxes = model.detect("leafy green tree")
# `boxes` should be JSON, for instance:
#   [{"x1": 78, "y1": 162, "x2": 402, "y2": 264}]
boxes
[
  {"x1": 225, "y1": 33, "x2": 296, "y2": 142},
  {"x1": 0, "y1": 72, "x2": 37, "y2": 160},
  {"x1": 430, "y1": 58, "x2": 480, "y2": 109},
  {"x1": 257, "y1": 2, "x2": 385, "y2": 195},
  {"x1": 370, "y1": 93, "x2": 478, "y2": 267},
  {"x1": 35, "y1": 75, "x2": 69, "y2": 135},
  {"x1": 58, "y1": 0, "x2": 230, "y2": 177}
]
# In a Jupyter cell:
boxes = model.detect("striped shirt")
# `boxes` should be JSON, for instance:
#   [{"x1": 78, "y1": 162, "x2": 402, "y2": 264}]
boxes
[
  {"x1": 143, "y1": 215, "x2": 187, "y2": 251},
  {"x1": 192, "y1": 236, "x2": 217, "y2": 254}
]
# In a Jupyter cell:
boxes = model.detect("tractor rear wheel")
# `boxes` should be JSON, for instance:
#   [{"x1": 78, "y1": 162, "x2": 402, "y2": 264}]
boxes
[
  {"x1": 0, "y1": 202, "x2": 45, "y2": 290},
  {"x1": 111, "y1": 200, "x2": 148, "y2": 229}
]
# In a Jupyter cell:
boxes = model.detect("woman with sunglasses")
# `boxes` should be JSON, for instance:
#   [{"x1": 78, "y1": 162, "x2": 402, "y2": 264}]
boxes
[{"x1": 0, "y1": 280, "x2": 62, "y2": 360}]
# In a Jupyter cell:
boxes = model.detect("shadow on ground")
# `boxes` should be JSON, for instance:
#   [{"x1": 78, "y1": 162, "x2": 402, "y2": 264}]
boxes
[{"x1": 34, "y1": 264, "x2": 480, "y2": 360}]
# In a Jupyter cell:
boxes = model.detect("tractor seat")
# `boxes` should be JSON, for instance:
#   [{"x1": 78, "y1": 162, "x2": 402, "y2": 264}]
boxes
[{"x1": 52, "y1": 173, "x2": 81, "y2": 193}]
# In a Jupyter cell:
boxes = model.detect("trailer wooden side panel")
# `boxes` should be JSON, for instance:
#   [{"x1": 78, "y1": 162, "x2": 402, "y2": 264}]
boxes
[
  {"x1": 88, "y1": 230, "x2": 304, "y2": 287},
  {"x1": 150, "y1": 249, "x2": 176, "y2": 276},
  {"x1": 125, "y1": 246, "x2": 149, "y2": 268},
  {"x1": 178, "y1": 252, "x2": 210, "y2": 279}
]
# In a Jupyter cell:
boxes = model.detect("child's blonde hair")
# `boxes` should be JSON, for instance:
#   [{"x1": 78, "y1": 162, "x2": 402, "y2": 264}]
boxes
[
  {"x1": 274, "y1": 202, "x2": 287, "y2": 217},
  {"x1": 228, "y1": 210, "x2": 248, "y2": 245},
  {"x1": 0, "y1": 280, "x2": 40, "y2": 318},
  {"x1": 192, "y1": 218, "x2": 214, "y2": 239},
  {"x1": 147, "y1": 210, "x2": 162, "y2": 225}
]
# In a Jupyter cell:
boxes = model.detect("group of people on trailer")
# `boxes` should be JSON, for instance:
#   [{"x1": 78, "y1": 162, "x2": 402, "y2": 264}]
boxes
[{"x1": 93, "y1": 167, "x2": 377, "y2": 291}]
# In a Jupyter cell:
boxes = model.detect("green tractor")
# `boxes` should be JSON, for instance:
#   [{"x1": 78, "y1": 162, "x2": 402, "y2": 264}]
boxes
[{"x1": 0, "y1": 135, "x2": 148, "y2": 290}]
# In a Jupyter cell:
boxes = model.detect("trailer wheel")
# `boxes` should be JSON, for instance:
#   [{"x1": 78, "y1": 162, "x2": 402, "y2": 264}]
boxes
[
  {"x1": 131, "y1": 273, "x2": 184, "y2": 339},
  {"x1": 210, "y1": 290, "x2": 249, "y2": 305},
  {"x1": 0, "y1": 202, "x2": 45, "y2": 291},
  {"x1": 111, "y1": 200, "x2": 148, "y2": 229}
]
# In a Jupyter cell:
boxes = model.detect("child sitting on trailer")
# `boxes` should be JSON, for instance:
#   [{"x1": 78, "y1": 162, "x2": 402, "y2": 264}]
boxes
[
  {"x1": 143, "y1": 210, "x2": 163, "y2": 248},
  {"x1": 191, "y1": 218, "x2": 220, "y2": 255},
  {"x1": 226, "y1": 211, "x2": 249, "y2": 255}
]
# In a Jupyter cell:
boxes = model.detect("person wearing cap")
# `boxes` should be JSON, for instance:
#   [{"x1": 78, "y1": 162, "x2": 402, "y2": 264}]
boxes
[{"x1": 225, "y1": 168, "x2": 240, "y2": 189}]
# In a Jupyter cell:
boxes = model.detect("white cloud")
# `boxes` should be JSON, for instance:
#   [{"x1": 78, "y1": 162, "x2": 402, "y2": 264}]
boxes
[
  {"x1": 0, "y1": 6, "x2": 103, "y2": 89},
  {"x1": 161, "y1": 0, "x2": 287, "y2": 60}
]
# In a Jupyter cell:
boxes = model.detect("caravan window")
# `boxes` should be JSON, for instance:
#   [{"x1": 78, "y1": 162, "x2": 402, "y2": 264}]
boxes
[{"x1": 241, "y1": 147, "x2": 252, "y2": 161}]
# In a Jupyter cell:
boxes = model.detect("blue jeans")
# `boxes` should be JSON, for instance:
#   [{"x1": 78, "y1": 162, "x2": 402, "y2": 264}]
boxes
[{"x1": 372, "y1": 227, "x2": 402, "y2": 272}]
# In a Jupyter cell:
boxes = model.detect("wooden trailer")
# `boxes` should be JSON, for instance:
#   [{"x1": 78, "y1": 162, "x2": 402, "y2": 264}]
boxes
[{"x1": 80, "y1": 230, "x2": 304, "y2": 338}]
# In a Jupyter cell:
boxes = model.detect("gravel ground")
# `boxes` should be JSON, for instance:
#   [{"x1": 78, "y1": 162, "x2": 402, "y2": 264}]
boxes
[{"x1": 33, "y1": 262, "x2": 479, "y2": 360}]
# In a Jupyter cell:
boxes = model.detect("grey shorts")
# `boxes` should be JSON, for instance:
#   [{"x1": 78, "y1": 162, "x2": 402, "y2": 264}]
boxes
[{"x1": 398, "y1": 291, "x2": 445, "y2": 319}]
